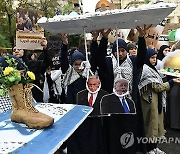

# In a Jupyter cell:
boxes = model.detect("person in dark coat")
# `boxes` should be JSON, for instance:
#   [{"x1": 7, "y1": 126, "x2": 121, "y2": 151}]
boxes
[
  {"x1": 42, "y1": 34, "x2": 68, "y2": 104},
  {"x1": 62, "y1": 41, "x2": 98, "y2": 154},
  {"x1": 168, "y1": 48, "x2": 180, "y2": 129},
  {"x1": 170, "y1": 83, "x2": 180, "y2": 129},
  {"x1": 63, "y1": 51, "x2": 87, "y2": 154},
  {"x1": 63, "y1": 51, "x2": 87, "y2": 105},
  {"x1": 67, "y1": 76, "x2": 108, "y2": 154},
  {"x1": 90, "y1": 25, "x2": 152, "y2": 153}
]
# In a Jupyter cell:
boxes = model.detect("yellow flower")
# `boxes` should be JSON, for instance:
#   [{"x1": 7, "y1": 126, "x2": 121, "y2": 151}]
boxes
[
  {"x1": 27, "y1": 71, "x2": 35, "y2": 80},
  {"x1": 3, "y1": 67, "x2": 13, "y2": 75}
]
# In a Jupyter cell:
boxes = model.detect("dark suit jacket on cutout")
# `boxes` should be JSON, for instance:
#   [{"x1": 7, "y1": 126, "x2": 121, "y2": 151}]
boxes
[{"x1": 77, "y1": 89, "x2": 108, "y2": 117}]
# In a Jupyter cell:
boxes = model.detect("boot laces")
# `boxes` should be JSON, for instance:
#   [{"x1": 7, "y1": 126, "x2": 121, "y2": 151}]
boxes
[{"x1": 24, "y1": 84, "x2": 39, "y2": 113}]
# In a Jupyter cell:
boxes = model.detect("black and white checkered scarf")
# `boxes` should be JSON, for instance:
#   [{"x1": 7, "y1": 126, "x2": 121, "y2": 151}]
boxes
[
  {"x1": 139, "y1": 64, "x2": 166, "y2": 109},
  {"x1": 112, "y1": 55, "x2": 133, "y2": 95},
  {"x1": 0, "y1": 96, "x2": 11, "y2": 113},
  {"x1": 62, "y1": 65, "x2": 88, "y2": 94}
]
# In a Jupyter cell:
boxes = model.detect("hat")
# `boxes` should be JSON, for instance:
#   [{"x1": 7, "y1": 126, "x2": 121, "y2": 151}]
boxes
[
  {"x1": 71, "y1": 51, "x2": 85, "y2": 64},
  {"x1": 112, "y1": 39, "x2": 128, "y2": 53}
]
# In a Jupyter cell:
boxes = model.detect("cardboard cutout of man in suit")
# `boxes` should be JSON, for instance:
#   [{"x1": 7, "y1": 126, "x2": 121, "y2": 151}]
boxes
[
  {"x1": 77, "y1": 75, "x2": 108, "y2": 117},
  {"x1": 101, "y1": 78, "x2": 136, "y2": 114},
  {"x1": 100, "y1": 78, "x2": 137, "y2": 154},
  {"x1": 67, "y1": 76, "x2": 108, "y2": 154}
]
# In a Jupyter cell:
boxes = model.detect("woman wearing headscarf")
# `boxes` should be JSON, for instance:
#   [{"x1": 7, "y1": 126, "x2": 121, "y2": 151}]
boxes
[
  {"x1": 138, "y1": 48, "x2": 180, "y2": 154},
  {"x1": 63, "y1": 49, "x2": 105, "y2": 154},
  {"x1": 156, "y1": 45, "x2": 170, "y2": 70},
  {"x1": 63, "y1": 51, "x2": 87, "y2": 105},
  {"x1": 157, "y1": 45, "x2": 170, "y2": 61}
]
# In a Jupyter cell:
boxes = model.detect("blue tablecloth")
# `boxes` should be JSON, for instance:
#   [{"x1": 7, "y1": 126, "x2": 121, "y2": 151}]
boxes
[{"x1": 0, "y1": 103, "x2": 92, "y2": 154}]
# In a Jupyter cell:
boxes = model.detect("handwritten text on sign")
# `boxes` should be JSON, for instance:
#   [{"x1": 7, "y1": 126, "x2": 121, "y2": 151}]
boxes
[{"x1": 16, "y1": 31, "x2": 44, "y2": 50}]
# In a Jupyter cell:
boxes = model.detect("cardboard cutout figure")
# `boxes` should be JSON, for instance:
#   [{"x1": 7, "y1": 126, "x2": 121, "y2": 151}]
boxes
[
  {"x1": 68, "y1": 76, "x2": 108, "y2": 154},
  {"x1": 100, "y1": 78, "x2": 138, "y2": 154},
  {"x1": 100, "y1": 78, "x2": 136, "y2": 114},
  {"x1": 77, "y1": 76, "x2": 108, "y2": 117}
]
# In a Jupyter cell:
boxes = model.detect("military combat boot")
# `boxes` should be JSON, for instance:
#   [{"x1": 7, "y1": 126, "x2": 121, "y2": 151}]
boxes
[{"x1": 8, "y1": 83, "x2": 54, "y2": 129}]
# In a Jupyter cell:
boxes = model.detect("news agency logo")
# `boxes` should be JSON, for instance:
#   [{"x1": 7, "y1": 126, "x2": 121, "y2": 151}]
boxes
[
  {"x1": 137, "y1": 136, "x2": 180, "y2": 144},
  {"x1": 120, "y1": 132, "x2": 134, "y2": 149},
  {"x1": 120, "y1": 132, "x2": 180, "y2": 149}
]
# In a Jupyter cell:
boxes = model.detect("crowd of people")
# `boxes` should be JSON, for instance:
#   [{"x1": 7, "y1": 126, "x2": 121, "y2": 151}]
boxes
[{"x1": 1, "y1": 24, "x2": 180, "y2": 154}]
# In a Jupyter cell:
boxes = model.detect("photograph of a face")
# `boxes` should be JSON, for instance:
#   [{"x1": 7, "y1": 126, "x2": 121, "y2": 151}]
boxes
[
  {"x1": 86, "y1": 76, "x2": 101, "y2": 93},
  {"x1": 113, "y1": 78, "x2": 129, "y2": 97}
]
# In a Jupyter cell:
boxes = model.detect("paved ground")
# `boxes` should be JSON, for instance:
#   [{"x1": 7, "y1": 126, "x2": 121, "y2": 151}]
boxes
[{"x1": 159, "y1": 126, "x2": 180, "y2": 154}]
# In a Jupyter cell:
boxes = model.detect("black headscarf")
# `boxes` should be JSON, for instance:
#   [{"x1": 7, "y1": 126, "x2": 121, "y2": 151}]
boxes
[
  {"x1": 157, "y1": 45, "x2": 169, "y2": 60},
  {"x1": 145, "y1": 48, "x2": 158, "y2": 72},
  {"x1": 112, "y1": 39, "x2": 128, "y2": 53}
]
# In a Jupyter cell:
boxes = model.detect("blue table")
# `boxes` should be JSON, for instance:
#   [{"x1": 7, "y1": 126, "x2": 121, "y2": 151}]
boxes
[{"x1": 0, "y1": 103, "x2": 92, "y2": 154}]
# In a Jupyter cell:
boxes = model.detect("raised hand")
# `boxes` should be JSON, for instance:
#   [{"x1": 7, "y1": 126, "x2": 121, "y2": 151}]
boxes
[
  {"x1": 59, "y1": 33, "x2": 68, "y2": 45},
  {"x1": 100, "y1": 28, "x2": 112, "y2": 39},
  {"x1": 91, "y1": 30, "x2": 100, "y2": 41},
  {"x1": 136, "y1": 24, "x2": 152, "y2": 37}
]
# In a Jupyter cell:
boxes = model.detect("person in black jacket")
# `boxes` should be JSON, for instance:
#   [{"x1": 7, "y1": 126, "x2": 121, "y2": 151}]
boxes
[
  {"x1": 64, "y1": 30, "x2": 111, "y2": 154},
  {"x1": 41, "y1": 34, "x2": 69, "y2": 104},
  {"x1": 90, "y1": 25, "x2": 152, "y2": 154}
]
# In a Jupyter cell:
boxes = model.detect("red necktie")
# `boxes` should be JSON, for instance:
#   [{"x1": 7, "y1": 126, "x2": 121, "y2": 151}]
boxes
[{"x1": 88, "y1": 94, "x2": 93, "y2": 107}]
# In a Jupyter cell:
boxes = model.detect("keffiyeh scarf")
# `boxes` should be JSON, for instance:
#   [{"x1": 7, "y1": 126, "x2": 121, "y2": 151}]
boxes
[
  {"x1": 139, "y1": 64, "x2": 166, "y2": 109},
  {"x1": 62, "y1": 65, "x2": 88, "y2": 94},
  {"x1": 43, "y1": 69, "x2": 62, "y2": 103},
  {"x1": 112, "y1": 55, "x2": 133, "y2": 94},
  {"x1": 0, "y1": 96, "x2": 11, "y2": 113}
]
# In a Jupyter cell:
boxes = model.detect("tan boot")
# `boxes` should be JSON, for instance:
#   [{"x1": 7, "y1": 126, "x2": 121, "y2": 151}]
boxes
[{"x1": 8, "y1": 83, "x2": 54, "y2": 129}]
